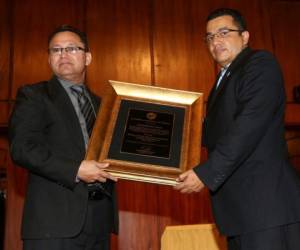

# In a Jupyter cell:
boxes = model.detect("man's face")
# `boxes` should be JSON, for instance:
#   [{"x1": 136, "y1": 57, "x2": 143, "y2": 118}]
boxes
[
  {"x1": 48, "y1": 31, "x2": 92, "y2": 83},
  {"x1": 206, "y1": 15, "x2": 249, "y2": 67}
]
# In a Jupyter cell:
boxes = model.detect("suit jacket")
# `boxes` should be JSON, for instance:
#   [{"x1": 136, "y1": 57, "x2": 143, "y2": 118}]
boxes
[
  {"x1": 195, "y1": 47, "x2": 300, "y2": 236},
  {"x1": 9, "y1": 76, "x2": 118, "y2": 239}
]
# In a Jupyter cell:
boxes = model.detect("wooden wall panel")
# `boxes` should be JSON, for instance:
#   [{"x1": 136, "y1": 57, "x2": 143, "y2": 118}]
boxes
[
  {"x1": 11, "y1": 0, "x2": 86, "y2": 98},
  {"x1": 271, "y1": 2, "x2": 300, "y2": 102},
  {"x1": 0, "y1": 136, "x2": 8, "y2": 250},
  {"x1": 272, "y1": 1, "x2": 300, "y2": 178},
  {"x1": 0, "y1": 0, "x2": 10, "y2": 100},
  {"x1": 0, "y1": 0, "x2": 11, "y2": 125},
  {"x1": 157, "y1": 186, "x2": 213, "y2": 235},
  {"x1": 116, "y1": 181, "x2": 160, "y2": 250},
  {"x1": 0, "y1": 102, "x2": 11, "y2": 127},
  {"x1": 285, "y1": 104, "x2": 300, "y2": 126},
  {"x1": 153, "y1": 0, "x2": 215, "y2": 98},
  {"x1": 271, "y1": 1, "x2": 300, "y2": 175},
  {"x1": 86, "y1": 0, "x2": 153, "y2": 95},
  {"x1": 4, "y1": 158, "x2": 27, "y2": 250},
  {"x1": 116, "y1": 182, "x2": 213, "y2": 250}
]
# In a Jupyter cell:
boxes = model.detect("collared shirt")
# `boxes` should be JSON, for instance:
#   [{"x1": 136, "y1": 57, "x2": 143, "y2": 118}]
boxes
[{"x1": 58, "y1": 78, "x2": 90, "y2": 148}]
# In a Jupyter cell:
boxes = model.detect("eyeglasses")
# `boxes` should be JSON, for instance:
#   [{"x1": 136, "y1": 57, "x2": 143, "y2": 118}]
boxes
[
  {"x1": 204, "y1": 29, "x2": 243, "y2": 44},
  {"x1": 48, "y1": 46, "x2": 85, "y2": 55}
]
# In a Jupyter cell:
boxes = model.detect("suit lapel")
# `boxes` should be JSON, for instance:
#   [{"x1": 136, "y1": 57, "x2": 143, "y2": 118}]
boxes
[
  {"x1": 46, "y1": 77, "x2": 86, "y2": 155},
  {"x1": 206, "y1": 47, "x2": 254, "y2": 114}
]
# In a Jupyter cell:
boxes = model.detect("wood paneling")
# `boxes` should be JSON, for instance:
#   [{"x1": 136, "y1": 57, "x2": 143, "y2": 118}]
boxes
[
  {"x1": 117, "y1": 181, "x2": 160, "y2": 250},
  {"x1": 153, "y1": 0, "x2": 215, "y2": 97},
  {"x1": 0, "y1": 102, "x2": 10, "y2": 128},
  {"x1": 285, "y1": 104, "x2": 300, "y2": 126},
  {"x1": 86, "y1": 0, "x2": 153, "y2": 96},
  {"x1": 271, "y1": 2, "x2": 300, "y2": 102},
  {"x1": 115, "y1": 180, "x2": 213, "y2": 250},
  {"x1": 0, "y1": 0, "x2": 11, "y2": 125},
  {"x1": 0, "y1": 137, "x2": 8, "y2": 250},
  {"x1": 4, "y1": 159, "x2": 27, "y2": 250},
  {"x1": 0, "y1": 0, "x2": 10, "y2": 100},
  {"x1": 271, "y1": 2, "x2": 300, "y2": 175}
]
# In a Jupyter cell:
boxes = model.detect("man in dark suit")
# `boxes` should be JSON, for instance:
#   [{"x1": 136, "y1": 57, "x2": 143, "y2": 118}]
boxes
[
  {"x1": 175, "y1": 8, "x2": 300, "y2": 250},
  {"x1": 9, "y1": 25, "x2": 118, "y2": 250}
]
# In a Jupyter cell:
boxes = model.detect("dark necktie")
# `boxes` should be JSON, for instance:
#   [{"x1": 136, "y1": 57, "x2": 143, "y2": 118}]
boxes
[
  {"x1": 215, "y1": 67, "x2": 227, "y2": 89},
  {"x1": 71, "y1": 85, "x2": 96, "y2": 137},
  {"x1": 71, "y1": 85, "x2": 111, "y2": 197}
]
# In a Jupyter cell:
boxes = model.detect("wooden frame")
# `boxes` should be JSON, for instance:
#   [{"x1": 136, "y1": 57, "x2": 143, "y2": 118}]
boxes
[{"x1": 86, "y1": 81, "x2": 203, "y2": 185}]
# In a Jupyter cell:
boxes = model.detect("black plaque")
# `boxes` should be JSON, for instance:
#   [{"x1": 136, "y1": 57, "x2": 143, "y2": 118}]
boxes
[
  {"x1": 108, "y1": 100, "x2": 185, "y2": 168},
  {"x1": 121, "y1": 109, "x2": 173, "y2": 158}
]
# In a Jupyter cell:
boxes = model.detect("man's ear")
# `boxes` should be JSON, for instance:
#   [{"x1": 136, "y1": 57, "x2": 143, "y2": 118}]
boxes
[
  {"x1": 242, "y1": 31, "x2": 250, "y2": 46},
  {"x1": 85, "y1": 52, "x2": 92, "y2": 66}
]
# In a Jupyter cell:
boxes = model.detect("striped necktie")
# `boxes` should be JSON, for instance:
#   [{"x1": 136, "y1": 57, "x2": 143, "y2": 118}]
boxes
[
  {"x1": 71, "y1": 85, "x2": 111, "y2": 197},
  {"x1": 71, "y1": 85, "x2": 96, "y2": 137},
  {"x1": 215, "y1": 67, "x2": 227, "y2": 89}
]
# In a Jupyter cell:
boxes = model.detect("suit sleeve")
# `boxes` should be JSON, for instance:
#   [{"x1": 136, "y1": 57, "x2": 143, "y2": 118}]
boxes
[
  {"x1": 9, "y1": 85, "x2": 80, "y2": 189},
  {"x1": 194, "y1": 51, "x2": 285, "y2": 192}
]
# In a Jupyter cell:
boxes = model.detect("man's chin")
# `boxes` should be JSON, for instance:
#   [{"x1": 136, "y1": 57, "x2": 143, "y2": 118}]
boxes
[
  {"x1": 56, "y1": 68, "x2": 74, "y2": 76},
  {"x1": 214, "y1": 56, "x2": 229, "y2": 67},
  {"x1": 56, "y1": 72, "x2": 74, "y2": 79}
]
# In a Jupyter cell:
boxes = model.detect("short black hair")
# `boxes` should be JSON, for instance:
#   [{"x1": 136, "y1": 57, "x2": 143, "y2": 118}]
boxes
[
  {"x1": 206, "y1": 8, "x2": 247, "y2": 31},
  {"x1": 48, "y1": 25, "x2": 89, "y2": 51}
]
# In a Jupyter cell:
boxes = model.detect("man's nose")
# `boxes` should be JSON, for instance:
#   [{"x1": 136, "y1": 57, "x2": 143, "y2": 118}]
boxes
[{"x1": 59, "y1": 48, "x2": 69, "y2": 57}]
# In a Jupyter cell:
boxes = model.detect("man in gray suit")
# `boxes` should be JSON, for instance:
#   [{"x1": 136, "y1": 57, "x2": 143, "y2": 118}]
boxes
[
  {"x1": 175, "y1": 8, "x2": 300, "y2": 250},
  {"x1": 9, "y1": 25, "x2": 118, "y2": 250}
]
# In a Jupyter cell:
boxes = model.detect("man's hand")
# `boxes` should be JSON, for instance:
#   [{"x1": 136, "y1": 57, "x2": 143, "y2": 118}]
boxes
[
  {"x1": 77, "y1": 160, "x2": 117, "y2": 183},
  {"x1": 174, "y1": 169, "x2": 205, "y2": 194}
]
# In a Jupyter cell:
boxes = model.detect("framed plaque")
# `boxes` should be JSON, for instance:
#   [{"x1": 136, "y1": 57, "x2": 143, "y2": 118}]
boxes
[{"x1": 85, "y1": 81, "x2": 203, "y2": 185}]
